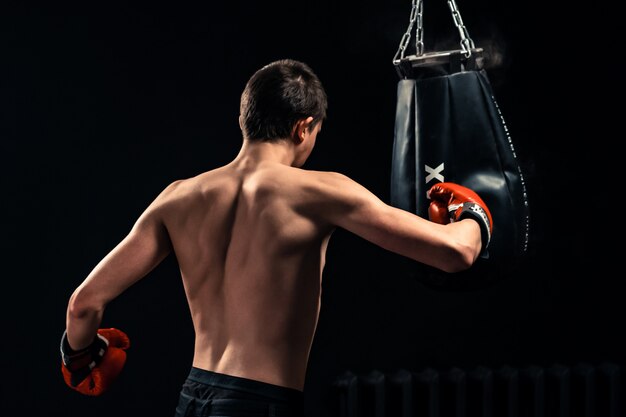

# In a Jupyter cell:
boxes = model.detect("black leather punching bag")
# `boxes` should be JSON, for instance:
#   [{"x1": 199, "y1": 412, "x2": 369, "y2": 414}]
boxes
[{"x1": 391, "y1": 47, "x2": 530, "y2": 290}]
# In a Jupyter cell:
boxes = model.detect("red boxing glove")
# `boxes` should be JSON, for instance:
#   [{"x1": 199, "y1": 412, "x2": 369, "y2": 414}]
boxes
[
  {"x1": 60, "y1": 328, "x2": 130, "y2": 396},
  {"x1": 427, "y1": 182, "x2": 493, "y2": 255}
]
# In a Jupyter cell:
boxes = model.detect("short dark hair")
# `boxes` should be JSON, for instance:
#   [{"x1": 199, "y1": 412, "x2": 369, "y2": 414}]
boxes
[{"x1": 240, "y1": 59, "x2": 327, "y2": 141}]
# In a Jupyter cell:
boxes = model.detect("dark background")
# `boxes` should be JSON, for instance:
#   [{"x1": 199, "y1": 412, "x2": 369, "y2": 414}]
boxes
[{"x1": 1, "y1": 2, "x2": 619, "y2": 417}]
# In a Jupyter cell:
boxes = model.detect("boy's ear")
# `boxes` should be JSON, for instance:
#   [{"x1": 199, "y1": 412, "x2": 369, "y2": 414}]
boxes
[{"x1": 292, "y1": 117, "x2": 315, "y2": 143}]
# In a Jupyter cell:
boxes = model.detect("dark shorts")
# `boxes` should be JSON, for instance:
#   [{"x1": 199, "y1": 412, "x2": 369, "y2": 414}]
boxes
[{"x1": 173, "y1": 367, "x2": 304, "y2": 417}]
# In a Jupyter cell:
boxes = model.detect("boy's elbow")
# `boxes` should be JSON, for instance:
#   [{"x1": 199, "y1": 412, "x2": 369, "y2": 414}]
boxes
[
  {"x1": 67, "y1": 287, "x2": 104, "y2": 319},
  {"x1": 439, "y1": 242, "x2": 477, "y2": 273}
]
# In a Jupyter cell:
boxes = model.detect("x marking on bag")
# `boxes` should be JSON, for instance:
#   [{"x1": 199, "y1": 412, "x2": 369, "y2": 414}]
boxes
[{"x1": 425, "y1": 163, "x2": 444, "y2": 183}]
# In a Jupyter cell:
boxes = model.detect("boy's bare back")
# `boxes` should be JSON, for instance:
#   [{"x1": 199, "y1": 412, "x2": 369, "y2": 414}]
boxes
[{"x1": 162, "y1": 158, "x2": 337, "y2": 390}]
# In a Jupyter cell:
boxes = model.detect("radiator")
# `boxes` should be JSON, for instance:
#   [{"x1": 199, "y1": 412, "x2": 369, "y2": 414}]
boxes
[{"x1": 328, "y1": 363, "x2": 621, "y2": 417}]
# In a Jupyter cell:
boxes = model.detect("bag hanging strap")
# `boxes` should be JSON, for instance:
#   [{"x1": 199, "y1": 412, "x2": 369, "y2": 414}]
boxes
[
  {"x1": 393, "y1": 0, "x2": 476, "y2": 65},
  {"x1": 393, "y1": 0, "x2": 424, "y2": 63},
  {"x1": 448, "y1": 0, "x2": 476, "y2": 57}
]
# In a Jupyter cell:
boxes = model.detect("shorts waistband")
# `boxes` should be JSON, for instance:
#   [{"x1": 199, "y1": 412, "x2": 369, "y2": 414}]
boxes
[{"x1": 186, "y1": 367, "x2": 303, "y2": 404}]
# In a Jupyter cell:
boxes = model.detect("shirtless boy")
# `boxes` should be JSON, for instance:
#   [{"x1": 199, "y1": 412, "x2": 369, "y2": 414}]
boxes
[{"x1": 60, "y1": 59, "x2": 492, "y2": 417}]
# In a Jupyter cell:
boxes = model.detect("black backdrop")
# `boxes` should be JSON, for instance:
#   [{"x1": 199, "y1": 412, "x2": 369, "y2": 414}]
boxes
[{"x1": 1, "y1": 2, "x2": 620, "y2": 417}]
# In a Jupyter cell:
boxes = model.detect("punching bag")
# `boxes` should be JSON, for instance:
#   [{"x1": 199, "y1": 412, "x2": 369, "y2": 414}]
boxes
[{"x1": 390, "y1": 0, "x2": 529, "y2": 290}]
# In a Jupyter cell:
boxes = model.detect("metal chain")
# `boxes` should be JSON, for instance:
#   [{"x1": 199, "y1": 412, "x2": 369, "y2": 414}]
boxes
[
  {"x1": 414, "y1": 1, "x2": 424, "y2": 56},
  {"x1": 394, "y1": 0, "x2": 474, "y2": 63},
  {"x1": 393, "y1": 0, "x2": 424, "y2": 63},
  {"x1": 447, "y1": 0, "x2": 475, "y2": 57}
]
